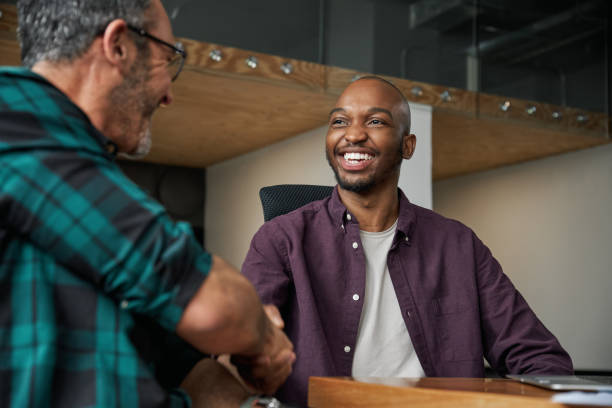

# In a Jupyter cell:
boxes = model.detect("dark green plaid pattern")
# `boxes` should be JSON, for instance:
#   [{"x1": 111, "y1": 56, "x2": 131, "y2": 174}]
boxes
[{"x1": 0, "y1": 67, "x2": 211, "y2": 407}]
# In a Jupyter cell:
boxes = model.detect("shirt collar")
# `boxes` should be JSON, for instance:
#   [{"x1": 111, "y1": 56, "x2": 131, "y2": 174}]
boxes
[
  {"x1": 1, "y1": 67, "x2": 119, "y2": 159},
  {"x1": 397, "y1": 188, "x2": 417, "y2": 243},
  {"x1": 327, "y1": 185, "x2": 417, "y2": 240}
]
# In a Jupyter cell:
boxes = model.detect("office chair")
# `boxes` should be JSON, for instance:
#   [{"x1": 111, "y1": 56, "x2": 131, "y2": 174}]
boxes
[{"x1": 259, "y1": 184, "x2": 334, "y2": 222}]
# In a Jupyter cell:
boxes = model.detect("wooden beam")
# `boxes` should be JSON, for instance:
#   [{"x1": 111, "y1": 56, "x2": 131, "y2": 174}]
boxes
[
  {"x1": 478, "y1": 93, "x2": 609, "y2": 137},
  {"x1": 146, "y1": 69, "x2": 335, "y2": 168},
  {"x1": 180, "y1": 38, "x2": 327, "y2": 91},
  {"x1": 0, "y1": 3, "x2": 19, "y2": 66},
  {"x1": 1, "y1": 3, "x2": 610, "y2": 177},
  {"x1": 0, "y1": 3, "x2": 17, "y2": 35},
  {"x1": 0, "y1": 36, "x2": 20, "y2": 66},
  {"x1": 433, "y1": 109, "x2": 610, "y2": 180}
]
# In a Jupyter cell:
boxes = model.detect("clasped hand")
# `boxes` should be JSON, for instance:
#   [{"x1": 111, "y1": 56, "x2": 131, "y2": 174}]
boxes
[{"x1": 229, "y1": 305, "x2": 295, "y2": 395}]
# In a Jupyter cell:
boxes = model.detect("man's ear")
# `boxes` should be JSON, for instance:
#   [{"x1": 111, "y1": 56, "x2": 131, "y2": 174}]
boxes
[
  {"x1": 101, "y1": 19, "x2": 130, "y2": 67},
  {"x1": 402, "y1": 132, "x2": 417, "y2": 160}
]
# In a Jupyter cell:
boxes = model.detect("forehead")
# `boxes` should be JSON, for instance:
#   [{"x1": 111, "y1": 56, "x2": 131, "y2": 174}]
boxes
[
  {"x1": 147, "y1": 0, "x2": 174, "y2": 41},
  {"x1": 334, "y1": 79, "x2": 404, "y2": 113}
]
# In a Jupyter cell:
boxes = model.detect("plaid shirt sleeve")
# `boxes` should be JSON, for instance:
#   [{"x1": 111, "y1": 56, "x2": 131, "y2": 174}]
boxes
[
  {"x1": 0, "y1": 69, "x2": 211, "y2": 333},
  {"x1": 3, "y1": 148, "x2": 210, "y2": 331}
]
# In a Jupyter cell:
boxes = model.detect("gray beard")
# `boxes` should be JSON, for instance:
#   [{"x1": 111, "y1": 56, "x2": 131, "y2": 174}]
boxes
[
  {"x1": 118, "y1": 126, "x2": 152, "y2": 160},
  {"x1": 109, "y1": 56, "x2": 155, "y2": 160}
]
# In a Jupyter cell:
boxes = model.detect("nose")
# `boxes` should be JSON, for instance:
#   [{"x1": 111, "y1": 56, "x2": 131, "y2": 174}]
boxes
[
  {"x1": 344, "y1": 124, "x2": 368, "y2": 144},
  {"x1": 160, "y1": 84, "x2": 174, "y2": 107}
]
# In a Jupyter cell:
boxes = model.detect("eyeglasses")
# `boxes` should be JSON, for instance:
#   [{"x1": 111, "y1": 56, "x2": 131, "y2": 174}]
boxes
[{"x1": 127, "y1": 25, "x2": 187, "y2": 82}]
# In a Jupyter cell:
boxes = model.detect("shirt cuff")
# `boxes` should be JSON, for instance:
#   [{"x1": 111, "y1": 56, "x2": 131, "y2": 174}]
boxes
[{"x1": 156, "y1": 249, "x2": 212, "y2": 332}]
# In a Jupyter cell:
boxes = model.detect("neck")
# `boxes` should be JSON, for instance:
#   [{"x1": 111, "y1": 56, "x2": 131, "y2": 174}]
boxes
[
  {"x1": 31, "y1": 48, "x2": 117, "y2": 143},
  {"x1": 338, "y1": 182, "x2": 399, "y2": 232}
]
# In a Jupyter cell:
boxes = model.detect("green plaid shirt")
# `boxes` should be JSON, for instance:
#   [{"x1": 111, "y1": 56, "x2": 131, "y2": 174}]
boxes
[{"x1": 0, "y1": 67, "x2": 211, "y2": 407}]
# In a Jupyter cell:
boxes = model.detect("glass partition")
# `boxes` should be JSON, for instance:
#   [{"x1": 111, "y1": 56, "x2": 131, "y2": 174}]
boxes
[
  {"x1": 2, "y1": 0, "x2": 607, "y2": 120},
  {"x1": 166, "y1": 0, "x2": 323, "y2": 64},
  {"x1": 164, "y1": 0, "x2": 610, "y2": 118},
  {"x1": 474, "y1": 0, "x2": 608, "y2": 113}
]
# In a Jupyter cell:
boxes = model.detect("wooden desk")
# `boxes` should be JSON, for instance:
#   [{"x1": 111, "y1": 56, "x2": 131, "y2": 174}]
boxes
[{"x1": 308, "y1": 377, "x2": 594, "y2": 408}]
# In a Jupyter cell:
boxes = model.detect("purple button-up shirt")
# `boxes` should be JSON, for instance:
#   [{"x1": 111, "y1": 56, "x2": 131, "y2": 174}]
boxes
[{"x1": 242, "y1": 187, "x2": 573, "y2": 406}]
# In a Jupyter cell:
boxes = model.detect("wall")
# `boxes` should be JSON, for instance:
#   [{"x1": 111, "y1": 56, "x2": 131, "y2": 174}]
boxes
[
  {"x1": 433, "y1": 143, "x2": 612, "y2": 370},
  {"x1": 206, "y1": 103, "x2": 432, "y2": 269}
]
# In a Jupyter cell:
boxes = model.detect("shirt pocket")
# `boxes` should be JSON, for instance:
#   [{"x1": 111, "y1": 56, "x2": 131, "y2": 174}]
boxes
[{"x1": 432, "y1": 296, "x2": 482, "y2": 362}]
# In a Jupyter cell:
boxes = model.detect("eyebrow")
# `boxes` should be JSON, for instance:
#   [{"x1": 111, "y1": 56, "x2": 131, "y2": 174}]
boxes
[
  {"x1": 328, "y1": 107, "x2": 346, "y2": 119},
  {"x1": 367, "y1": 107, "x2": 394, "y2": 119},
  {"x1": 328, "y1": 107, "x2": 394, "y2": 120}
]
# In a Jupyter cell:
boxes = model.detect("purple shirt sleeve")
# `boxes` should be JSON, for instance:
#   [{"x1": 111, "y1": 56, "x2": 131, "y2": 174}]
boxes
[
  {"x1": 242, "y1": 221, "x2": 291, "y2": 308},
  {"x1": 473, "y1": 234, "x2": 573, "y2": 374}
]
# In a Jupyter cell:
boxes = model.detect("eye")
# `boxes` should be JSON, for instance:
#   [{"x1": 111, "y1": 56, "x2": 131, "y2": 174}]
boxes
[
  {"x1": 368, "y1": 118, "x2": 386, "y2": 126},
  {"x1": 330, "y1": 118, "x2": 348, "y2": 127}
]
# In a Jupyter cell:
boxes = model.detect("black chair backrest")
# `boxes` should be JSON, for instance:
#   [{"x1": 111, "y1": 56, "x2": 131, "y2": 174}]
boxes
[{"x1": 259, "y1": 184, "x2": 334, "y2": 222}]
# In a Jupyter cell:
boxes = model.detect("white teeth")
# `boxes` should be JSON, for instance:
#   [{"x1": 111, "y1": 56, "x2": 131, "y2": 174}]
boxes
[{"x1": 344, "y1": 152, "x2": 373, "y2": 161}]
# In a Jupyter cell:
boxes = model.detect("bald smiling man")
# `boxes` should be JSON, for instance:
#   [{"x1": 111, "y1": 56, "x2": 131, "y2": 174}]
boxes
[{"x1": 242, "y1": 76, "x2": 573, "y2": 407}]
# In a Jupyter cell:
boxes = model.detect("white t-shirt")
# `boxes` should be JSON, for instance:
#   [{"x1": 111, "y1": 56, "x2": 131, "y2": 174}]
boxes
[{"x1": 351, "y1": 219, "x2": 425, "y2": 378}]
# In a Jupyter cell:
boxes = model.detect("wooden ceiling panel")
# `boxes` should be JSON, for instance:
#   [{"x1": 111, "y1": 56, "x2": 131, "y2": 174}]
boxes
[
  {"x1": 433, "y1": 110, "x2": 610, "y2": 180},
  {"x1": 0, "y1": 37, "x2": 20, "y2": 66},
  {"x1": 146, "y1": 69, "x2": 335, "y2": 167}
]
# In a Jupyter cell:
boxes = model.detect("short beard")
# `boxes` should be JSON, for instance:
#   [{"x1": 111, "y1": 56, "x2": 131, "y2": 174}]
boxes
[
  {"x1": 119, "y1": 126, "x2": 152, "y2": 160},
  {"x1": 338, "y1": 176, "x2": 376, "y2": 193},
  {"x1": 326, "y1": 143, "x2": 404, "y2": 194},
  {"x1": 324, "y1": 149, "x2": 374, "y2": 193},
  {"x1": 110, "y1": 56, "x2": 156, "y2": 159}
]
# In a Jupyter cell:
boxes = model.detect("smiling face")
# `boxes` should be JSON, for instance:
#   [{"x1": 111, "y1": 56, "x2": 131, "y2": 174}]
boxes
[
  {"x1": 325, "y1": 78, "x2": 416, "y2": 194},
  {"x1": 112, "y1": 0, "x2": 176, "y2": 158}
]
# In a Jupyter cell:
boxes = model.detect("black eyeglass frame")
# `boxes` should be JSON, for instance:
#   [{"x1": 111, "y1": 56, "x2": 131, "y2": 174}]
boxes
[{"x1": 127, "y1": 25, "x2": 186, "y2": 81}]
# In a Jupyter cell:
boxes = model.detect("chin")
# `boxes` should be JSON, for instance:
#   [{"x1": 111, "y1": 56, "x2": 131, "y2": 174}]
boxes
[
  {"x1": 336, "y1": 174, "x2": 376, "y2": 193},
  {"x1": 339, "y1": 181, "x2": 376, "y2": 193},
  {"x1": 119, "y1": 128, "x2": 152, "y2": 160}
]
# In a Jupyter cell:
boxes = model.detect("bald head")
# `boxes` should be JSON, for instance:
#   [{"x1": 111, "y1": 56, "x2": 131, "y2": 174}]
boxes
[{"x1": 349, "y1": 76, "x2": 412, "y2": 134}]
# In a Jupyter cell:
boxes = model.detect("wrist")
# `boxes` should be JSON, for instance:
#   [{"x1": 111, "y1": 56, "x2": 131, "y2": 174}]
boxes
[
  {"x1": 255, "y1": 308, "x2": 275, "y2": 355},
  {"x1": 240, "y1": 395, "x2": 282, "y2": 408}
]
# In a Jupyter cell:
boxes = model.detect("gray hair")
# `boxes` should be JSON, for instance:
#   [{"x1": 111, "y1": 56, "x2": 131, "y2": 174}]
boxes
[{"x1": 17, "y1": 0, "x2": 152, "y2": 68}]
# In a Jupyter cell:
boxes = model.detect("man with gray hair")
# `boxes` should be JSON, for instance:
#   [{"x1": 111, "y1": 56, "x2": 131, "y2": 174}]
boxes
[{"x1": 0, "y1": 1, "x2": 294, "y2": 407}]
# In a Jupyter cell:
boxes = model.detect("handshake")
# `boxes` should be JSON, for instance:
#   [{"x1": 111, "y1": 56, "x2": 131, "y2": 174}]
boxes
[
  {"x1": 228, "y1": 304, "x2": 296, "y2": 396},
  {"x1": 179, "y1": 303, "x2": 295, "y2": 408},
  {"x1": 175, "y1": 256, "x2": 296, "y2": 406}
]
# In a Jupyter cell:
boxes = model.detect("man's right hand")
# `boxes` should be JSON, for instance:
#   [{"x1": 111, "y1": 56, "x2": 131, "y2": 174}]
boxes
[
  {"x1": 176, "y1": 257, "x2": 295, "y2": 394},
  {"x1": 232, "y1": 305, "x2": 295, "y2": 395}
]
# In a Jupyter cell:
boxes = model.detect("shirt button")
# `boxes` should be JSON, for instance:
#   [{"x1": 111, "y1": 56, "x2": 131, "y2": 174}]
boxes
[
  {"x1": 405, "y1": 236, "x2": 410, "y2": 242},
  {"x1": 120, "y1": 300, "x2": 129, "y2": 309},
  {"x1": 346, "y1": 214, "x2": 352, "y2": 221},
  {"x1": 344, "y1": 346, "x2": 351, "y2": 353},
  {"x1": 352, "y1": 242, "x2": 358, "y2": 249},
  {"x1": 353, "y1": 294, "x2": 360, "y2": 301}
]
